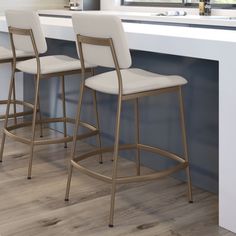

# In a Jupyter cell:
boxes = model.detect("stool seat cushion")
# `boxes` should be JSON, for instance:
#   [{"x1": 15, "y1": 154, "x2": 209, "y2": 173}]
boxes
[
  {"x1": 0, "y1": 46, "x2": 32, "y2": 61},
  {"x1": 85, "y1": 68, "x2": 187, "y2": 95},
  {"x1": 16, "y1": 55, "x2": 90, "y2": 75}
]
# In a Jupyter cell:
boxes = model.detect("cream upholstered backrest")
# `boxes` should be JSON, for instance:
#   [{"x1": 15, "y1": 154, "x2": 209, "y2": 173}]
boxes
[
  {"x1": 5, "y1": 10, "x2": 47, "y2": 54},
  {"x1": 72, "y1": 13, "x2": 132, "y2": 69}
]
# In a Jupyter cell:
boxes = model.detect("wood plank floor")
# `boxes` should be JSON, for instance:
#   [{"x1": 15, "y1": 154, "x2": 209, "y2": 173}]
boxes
[{"x1": 0, "y1": 126, "x2": 235, "y2": 236}]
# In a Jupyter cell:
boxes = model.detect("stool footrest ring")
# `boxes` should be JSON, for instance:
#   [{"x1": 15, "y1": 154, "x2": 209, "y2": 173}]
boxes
[
  {"x1": 71, "y1": 143, "x2": 189, "y2": 184},
  {"x1": 4, "y1": 117, "x2": 98, "y2": 145},
  {"x1": 0, "y1": 99, "x2": 36, "y2": 119}
]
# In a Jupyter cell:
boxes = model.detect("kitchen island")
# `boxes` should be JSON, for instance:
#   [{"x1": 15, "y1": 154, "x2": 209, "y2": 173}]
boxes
[{"x1": 1, "y1": 12, "x2": 236, "y2": 233}]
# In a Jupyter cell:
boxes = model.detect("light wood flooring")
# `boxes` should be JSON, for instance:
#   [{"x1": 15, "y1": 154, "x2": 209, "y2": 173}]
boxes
[{"x1": 0, "y1": 126, "x2": 235, "y2": 236}]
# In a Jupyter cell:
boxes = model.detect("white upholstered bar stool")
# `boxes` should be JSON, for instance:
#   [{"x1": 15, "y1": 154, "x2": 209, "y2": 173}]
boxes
[
  {"x1": 0, "y1": 46, "x2": 35, "y2": 123},
  {"x1": 0, "y1": 10, "x2": 102, "y2": 179},
  {"x1": 65, "y1": 13, "x2": 193, "y2": 227}
]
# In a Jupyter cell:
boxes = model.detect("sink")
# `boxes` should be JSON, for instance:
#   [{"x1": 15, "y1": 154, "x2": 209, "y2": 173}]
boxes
[{"x1": 181, "y1": 15, "x2": 236, "y2": 20}]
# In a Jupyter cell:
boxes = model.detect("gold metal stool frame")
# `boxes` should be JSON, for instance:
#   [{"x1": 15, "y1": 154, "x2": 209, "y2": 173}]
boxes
[
  {"x1": 65, "y1": 35, "x2": 193, "y2": 227},
  {"x1": 0, "y1": 27, "x2": 102, "y2": 179}
]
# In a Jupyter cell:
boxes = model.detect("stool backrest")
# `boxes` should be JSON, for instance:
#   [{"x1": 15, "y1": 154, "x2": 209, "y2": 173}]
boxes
[
  {"x1": 5, "y1": 10, "x2": 47, "y2": 54},
  {"x1": 72, "y1": 13, "x2": 132, "y2": 69}
]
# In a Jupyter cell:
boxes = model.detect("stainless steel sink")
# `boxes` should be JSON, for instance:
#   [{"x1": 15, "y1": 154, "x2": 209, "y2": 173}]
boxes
[{"x1": 192, "y1": 15, "x2": 236, "y2": 20}]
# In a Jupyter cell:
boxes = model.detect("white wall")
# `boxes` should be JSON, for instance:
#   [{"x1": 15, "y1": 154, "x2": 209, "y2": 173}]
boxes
[{"x1": 0, "y1": 0, "x2": 67, "y2": 15}]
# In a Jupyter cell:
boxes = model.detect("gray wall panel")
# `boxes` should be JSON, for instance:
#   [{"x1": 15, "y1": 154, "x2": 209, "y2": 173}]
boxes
[{"x1": 24, "y1": 39, "x2": 218, "y2": 193}]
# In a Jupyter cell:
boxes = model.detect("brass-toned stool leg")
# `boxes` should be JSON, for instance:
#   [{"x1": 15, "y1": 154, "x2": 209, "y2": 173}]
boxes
[
  {"x1": 37, "y1": 93, "x2": 43, "y2": 138},
  {"x1": 0, "y1": 70, "x2": 16, "y2": 162},
  {"x1": 135, "y1": 98, "x2": 141, "y2": 176},
  {"x1": 34, "y1": 75, "x2": 43, "y2": 138},
  {"x1": 27, "y1": 75, "x2": 40, "y2": 179},
  {"x1": 65, "y1": 79, "x2": 85, "y2": 201},
  {"x1": 109, "y1": 95, "x2": 122, "y2": 228},
  {"x1": 92, "y1": 90, "x2": 103, "y2": 164},
  {"x1": 38, "y1": 94, "x2": 43, "y2": 138},
  {"x1": 65, "y1": 164, "x2": 73, "y2": 201},
  {"x1": 61, "y1": 76, "x2": 67, "y2": 148},
  {"x1": 12, "y1": 74, "x2": 17, "y2": 125},
  {"x1": 178, "y1": 86, "x2": 193, "y2": 203}
]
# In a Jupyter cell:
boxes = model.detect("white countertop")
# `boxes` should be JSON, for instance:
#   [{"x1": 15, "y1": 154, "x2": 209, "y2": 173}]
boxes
[
  {"x1": 2, "y1": 15, "x2": 236, "y2": 47},
  {"x1": 38, "y1": 9, "x2": 236, "y2": 28}
]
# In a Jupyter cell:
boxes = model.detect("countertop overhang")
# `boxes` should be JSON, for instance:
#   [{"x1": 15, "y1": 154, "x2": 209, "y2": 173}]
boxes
[
  {"x1": 1, "y1": 14, "x2": 236, "y2": 49},
  {"x1": 37, "y1": 9, "x2": 236, "y2": 29}
]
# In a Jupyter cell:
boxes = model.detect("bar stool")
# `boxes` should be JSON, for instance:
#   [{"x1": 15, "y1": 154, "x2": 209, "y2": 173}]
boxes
[
  {"x1": 65, "y1": 13, "x2": 193, "y2": 227},
  {"x1": 0, "y1": 46, "x2": 35, "y2": 123},
  {"x1": 0, "y1": 10, "x2": 102, "y2": 179}
]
